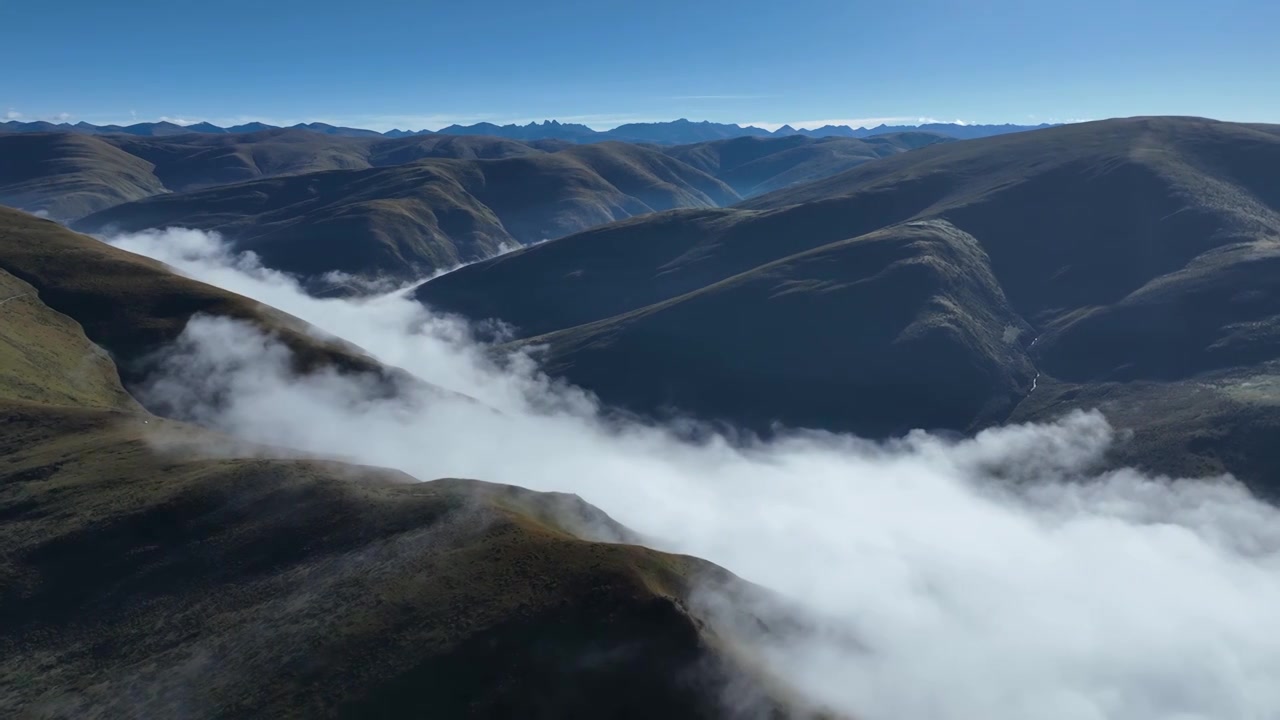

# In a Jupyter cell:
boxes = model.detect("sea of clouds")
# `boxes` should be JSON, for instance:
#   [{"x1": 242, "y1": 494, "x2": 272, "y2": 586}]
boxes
[{"x1": 108, "y1": 228, "x2": 1280, "y2": 720}]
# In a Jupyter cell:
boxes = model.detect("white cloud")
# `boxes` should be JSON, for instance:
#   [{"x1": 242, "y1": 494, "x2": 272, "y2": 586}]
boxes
[
  {"x1": 666, "y1": 94, "x2": 778, "y2": 101},
  {"x1": 4, "y1": 109, "x2": 21, "y2": 120},
  {"x1": 104, "y1": 227, "x2": 1280, "y2": 720}
]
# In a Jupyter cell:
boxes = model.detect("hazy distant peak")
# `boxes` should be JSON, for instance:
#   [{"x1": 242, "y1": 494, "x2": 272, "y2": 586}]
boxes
[{"x1": 1, "y1": 117, "x2": 1057, "y2": 144}]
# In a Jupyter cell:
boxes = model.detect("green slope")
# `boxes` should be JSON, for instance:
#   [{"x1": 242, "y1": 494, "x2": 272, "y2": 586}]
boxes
[
  {"x1": 0, "y1": 133, "x2": 166, "y2": 219},
  {"x1": 0, "y1": 207, "x2": 401, "y2": 387},
  {"x1": 0, "y1": 208, "x2": 800, "y2": 718},
  {"x1": 0, "y1": 130, "x2": 554, "y2": 221}
]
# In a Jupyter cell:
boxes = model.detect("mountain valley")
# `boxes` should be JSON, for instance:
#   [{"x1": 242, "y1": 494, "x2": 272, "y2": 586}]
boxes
[{"x1": 3, "y1": 113, "x2": 1280, "y2": 718}]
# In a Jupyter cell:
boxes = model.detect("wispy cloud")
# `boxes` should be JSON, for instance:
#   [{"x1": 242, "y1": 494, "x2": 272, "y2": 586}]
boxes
[
  {"x1": 666, "y1": 94, "x2": 778, "y2": 101},
  {"x1": 2, "y1": 109, "x2": 75, "y2": 123},
  {"x1": 106, "y1": 227, "x2": 1280, "y2": 720}
]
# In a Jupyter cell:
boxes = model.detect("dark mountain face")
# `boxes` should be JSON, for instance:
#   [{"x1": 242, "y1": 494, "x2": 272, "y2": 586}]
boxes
[
  {"x1": 741, "y1": 117, "x2": 1280, "y2": 385},
  {"x1": 417, "y1": 117, "x2": 1280, "y2": 491},
  {"x1": 530, "y1": 219, "x2": 1035, "y2": 437}
]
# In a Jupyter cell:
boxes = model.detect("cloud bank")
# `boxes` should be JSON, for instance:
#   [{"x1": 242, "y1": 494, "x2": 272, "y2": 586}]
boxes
[{"x1": 108, "y1": 228, "x2": 1280, "y2": 720}]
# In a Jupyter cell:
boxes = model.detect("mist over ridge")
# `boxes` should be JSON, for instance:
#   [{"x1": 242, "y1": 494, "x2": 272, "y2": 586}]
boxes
[{"x1": 107, "y1": 226, "x2": 1280, "y2": 720}]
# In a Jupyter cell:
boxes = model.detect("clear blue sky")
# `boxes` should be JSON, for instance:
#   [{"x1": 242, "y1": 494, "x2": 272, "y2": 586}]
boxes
[{"x1": 3, "y1": 0, "x2": 1277, "y2": 131}]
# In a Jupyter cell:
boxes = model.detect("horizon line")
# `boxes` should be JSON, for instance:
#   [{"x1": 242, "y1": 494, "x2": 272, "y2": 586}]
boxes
[{"x1": 0, "y1": 113, "x2": 1071, "y2": 136}]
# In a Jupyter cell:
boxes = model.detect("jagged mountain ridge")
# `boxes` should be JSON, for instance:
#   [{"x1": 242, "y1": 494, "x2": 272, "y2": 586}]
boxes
[{"x1": 2, "y1": 117, "x2": 1056, "y2": 144}]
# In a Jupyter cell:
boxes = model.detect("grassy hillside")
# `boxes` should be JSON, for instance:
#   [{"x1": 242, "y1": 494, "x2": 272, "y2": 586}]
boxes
[
  {"x1": 1, "y1": 403, "x2": 775, "y2": 718},
  {"x1": 0, "y1": 208, "x2": 799, "y2": 718},
  {"x1": 665, "y1": 132, "x2": 950, "y2": 197},
  {"x1": 73, "y1": 147, "x2": 741, "y2": 281},
  {"x1": 105, "y1": 130, "x2": 551, "y2": 192},
  {"x1": 418, "y1": 117, "x2": 1280, "y2": 489},
  {"x1": 0, "y1": 268, "x2": 139, "y2": 411},
  {"x1": 0, "y1": 133, "x2": 166, "y2": 219},
  {"x1": 0, "y1": 207, "x2": 401, "y2": 386},
  {"x1": 0, "y1": 130, "x2": 557, "y2": 222}
]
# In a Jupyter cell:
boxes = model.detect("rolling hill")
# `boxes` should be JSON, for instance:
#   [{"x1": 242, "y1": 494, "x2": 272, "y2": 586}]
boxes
[
  {"x1": 0, "y1": 208, "x2": 799, "y2": 718},
  {"x1": 416, "y1": 117, "x2": 1280, "y2": 491},
  {"x1": 2, "y1": 129, "x2": 949, "y2": 286},
  {"x1": 0, "y1": 130, "x2": 555, "y2": 220},
  {"x1": 72, "y1": 143, "x2": 741, "y2": 282},
  {"x1": 0, "y1": 133, "x2": 167, "y2": 219}
]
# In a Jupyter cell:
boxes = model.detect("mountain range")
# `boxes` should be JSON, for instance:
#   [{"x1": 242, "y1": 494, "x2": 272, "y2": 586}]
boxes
[
  {"x1": 1, "y1": 117, "x2": 1054, "y2": 144},
  {"x1": 3, "y1": 114, "x2": 1278, "y2": 716},
  {"x1": 417, "y1": 116, "x2": 1280, "y2": 494},
  {"x1": 0, "y1": 128, "x2": 952, "y2": 284},
  {"x1": 6, "y1": 116, "x2": 1276, "y2": 494}
]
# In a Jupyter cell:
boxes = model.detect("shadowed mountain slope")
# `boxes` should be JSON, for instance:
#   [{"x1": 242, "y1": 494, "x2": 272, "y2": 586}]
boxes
[
  {"x1": 742, "y1": 116, "x2": 1280, "y2": 384},
  {"x1": 523, "y1": 219, "x2": 1037, "y2": 436},
  {"x1": 417, "y1": 117, "x2": 1280, "y2": 489},
  {"x1": 0, "y1": 208, "x2": 801, "y2": 718}
]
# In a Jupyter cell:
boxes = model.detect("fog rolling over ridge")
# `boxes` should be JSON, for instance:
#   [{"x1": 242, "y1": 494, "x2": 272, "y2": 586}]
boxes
[{"x1": 109, "y1": 227, "x2": 1280, "y2": 720}]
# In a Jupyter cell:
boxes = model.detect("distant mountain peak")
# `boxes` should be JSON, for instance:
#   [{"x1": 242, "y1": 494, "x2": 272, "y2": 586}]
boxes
[{"x1": 1, "y1": 117, "x2": 1058, "y2": 144}]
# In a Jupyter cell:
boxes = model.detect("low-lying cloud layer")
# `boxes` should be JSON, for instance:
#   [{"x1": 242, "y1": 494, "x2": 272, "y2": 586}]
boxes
[{"x1": 109, "y1": 228, "x2": 1280, "y2": 720}]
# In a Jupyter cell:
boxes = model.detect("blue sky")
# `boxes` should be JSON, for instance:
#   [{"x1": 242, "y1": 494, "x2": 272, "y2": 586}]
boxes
[{"x1": 3, "y1": 0, "x2": 1277, "y2": 131}]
